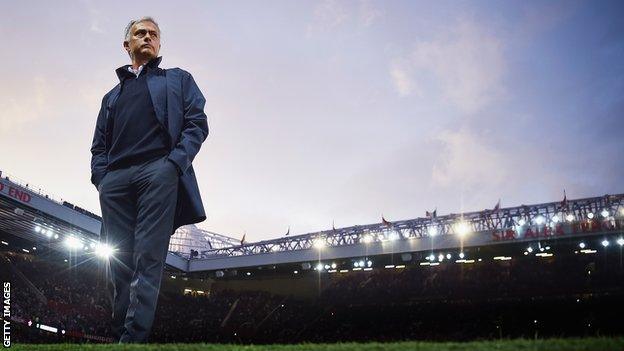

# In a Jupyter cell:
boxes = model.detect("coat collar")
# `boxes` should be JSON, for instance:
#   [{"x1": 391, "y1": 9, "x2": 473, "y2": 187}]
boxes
[{"x1": 115, "y1": 56, "x2": 162, "y2": 82}]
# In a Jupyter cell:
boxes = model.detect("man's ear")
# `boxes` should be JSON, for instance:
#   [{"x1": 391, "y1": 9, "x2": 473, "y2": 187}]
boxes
[{"x1": 123, "y1": 41, "x2": 130, "y2": 53}]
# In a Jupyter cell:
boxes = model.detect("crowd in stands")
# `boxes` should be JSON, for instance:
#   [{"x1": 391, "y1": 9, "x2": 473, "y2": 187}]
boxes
[
  {"x1": 1, "y1": 244, "x2": 623, "y2": 344},
  {"x1": 1, "y1": 251, "x2": 112, "y2": 343}
]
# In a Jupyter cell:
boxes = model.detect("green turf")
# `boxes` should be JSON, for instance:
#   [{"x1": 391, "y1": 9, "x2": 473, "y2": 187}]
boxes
[{"x1": 7, "y1": 337, "x2": 624, "y2": 351}]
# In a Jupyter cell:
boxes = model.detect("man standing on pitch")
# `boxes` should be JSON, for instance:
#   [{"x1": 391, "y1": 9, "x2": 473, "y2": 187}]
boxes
[{"x1": 90, "y1": 17, "x2": 209, "y2": 343}]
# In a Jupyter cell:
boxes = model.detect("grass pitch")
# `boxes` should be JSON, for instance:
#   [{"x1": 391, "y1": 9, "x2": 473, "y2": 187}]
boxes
[{"x1": 8, "y1": 337, "x2": 624, "y2": 351}]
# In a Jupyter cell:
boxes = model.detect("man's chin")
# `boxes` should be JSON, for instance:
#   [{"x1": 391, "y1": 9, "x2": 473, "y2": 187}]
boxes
[{"x1": 134, "y1": 51, "x2": 157, "y2": 62}]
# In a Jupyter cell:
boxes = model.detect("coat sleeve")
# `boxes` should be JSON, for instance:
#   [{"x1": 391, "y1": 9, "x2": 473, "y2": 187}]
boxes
[
  {"x1": 167, "y1": 71, "x2": 209, "y2": 175},
  {"x1": 90, "y1": 94, "x2": 109, "y2": 188}
]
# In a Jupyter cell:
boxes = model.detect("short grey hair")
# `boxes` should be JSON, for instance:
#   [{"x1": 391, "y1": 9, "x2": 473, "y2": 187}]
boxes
[{"x1": 124, "y1": 16, "x2": 161, "y2": 41}]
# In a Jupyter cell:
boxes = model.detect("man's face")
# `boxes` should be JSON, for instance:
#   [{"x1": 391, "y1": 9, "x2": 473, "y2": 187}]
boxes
[{"x1": 123, "y1": 21, "x2": 161, "y2": 62}]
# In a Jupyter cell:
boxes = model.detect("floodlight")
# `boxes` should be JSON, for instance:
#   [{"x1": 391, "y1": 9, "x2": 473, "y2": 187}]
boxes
[
  {"x1": 313, "y1": 238, "x2": 325, "y2": 249},
  {"x1": 428, "y1": 226, "x2": 438, "y2": 236},
  {"x1": 95, "y1": 243, "x2": 114, "y2": 258},
  {"x1": 64, "y1": 236, "x2": 81, "y2": 250}
]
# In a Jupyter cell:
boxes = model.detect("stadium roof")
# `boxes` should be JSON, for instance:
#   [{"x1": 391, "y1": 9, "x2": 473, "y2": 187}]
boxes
[{"x1": 2, "y1": 172, "x2": 623, "y2": 274}]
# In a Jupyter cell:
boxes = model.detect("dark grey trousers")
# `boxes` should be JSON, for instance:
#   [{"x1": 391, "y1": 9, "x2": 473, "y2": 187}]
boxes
[{"x1": 98, "y1": 154, "x2": 179, "y2": 343}]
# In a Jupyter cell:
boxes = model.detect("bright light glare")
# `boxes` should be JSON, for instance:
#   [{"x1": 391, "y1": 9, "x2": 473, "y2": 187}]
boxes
[
  {"x1": 428, "y1": 226, "x2": 438, "y2": 236},
  {"x1": 588, "y1": 212, "x2": 594, "y2": 219},
  {"x1": 601, "y1": 240, "x2": 609, "y2": 247},
  {"x1": 455, "y1": 221, "x2": 470, "y2": 236},
  {"x1": 566, "y1": 214, "x2": 575, "y2": 222},
  {"x1": 459, "y1": 252, "x2": 465, "y2": 259},
  {"x1": 534, "y1": 216, "x2": 545, "y2": 225},
  {"x1": 579, "y1": 242, "x2": 586, "y2": 249},
  {"x1": 95, "y1": 243, "x2": 114, "y2": 258},
  {"x1": 362, "y1": 235, "x2": 373, "y2": 244},
  {"x1": 64, "y1": 236, "x2": 82, "y2": 250},
  {"x1": 551, "y1": 215, "x2": 560, "y2": 223},
  {"x1": 601, "y1": 209, "x2": 609, "y2": 218},
  {"x1": 518, "y1": 219, "x2": 526, "y2": 226},
  {"x1": 616, "y1": 238, "x2": 624, "y2": 246},
  {"x1": 313, "y1": 238, "x2": 325, "y2": 249}
]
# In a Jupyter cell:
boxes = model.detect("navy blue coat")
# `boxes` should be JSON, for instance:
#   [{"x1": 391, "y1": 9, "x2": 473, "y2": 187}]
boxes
[{"x1": 90, "y1": 57, "x2": 209, "y2": 234}]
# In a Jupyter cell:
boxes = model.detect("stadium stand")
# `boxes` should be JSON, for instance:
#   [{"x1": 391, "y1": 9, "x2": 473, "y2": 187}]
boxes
[{"x1": 2, "y1": 239, "x2": 623, "y2": 343}]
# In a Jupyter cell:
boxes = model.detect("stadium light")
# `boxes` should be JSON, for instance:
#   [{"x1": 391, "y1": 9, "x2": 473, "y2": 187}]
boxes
[
  {"x1": 454, "y1": 221, "x2": 470, "y2": 236},
  {"x1": 459, "y1": 252, "x2": 465, "y2": 259},
  {"x1": 362, "y1": 235, "x2": 373, "y2": 244},
  {"x1": 353, "y1": 261, "x2": 359, "y2": 267},
  {"x1": 313, "y1": 238, "x2": 326, "y2": 249},
  {"x1": 388, "y1": 232, "x2": 399, "y2": 241},
  {"x1": 446, "y1": 253, "x2": 452, "y2": 259},
  {"x1": 34, "y1": 226, "x2": 41, "y2": 233},
  {"x1": 359, "y1": 260, "x2": 365, "y2": 267},
  {"x1": 601, "y1": 209, "x2": 609, "y2": 218},
  {"x1": 95, "y1": 243, "x2": 114, "y2": 258},
  {"x1": 551, "y1": 215, "x2": 560, "y2": 223},
  {"x1": 53, "y1": 234, "x2": 59, "y2": 239},
  {"x1": 517, "y1": 219, "x2": 526, "y2": 226},
  {"x1": 64, "y1": 236, "x2": 82, "y2": 250},
  {"x1": 617, "y1": 238, "x2": 624, "y2": 246},
  {"x1": 601, "y1": 240, "x2": 609, "y2": 247},
  {"x1": 427, "y1": 254, "x2": 435, "y2": 261},
  {"x1": 566, "y1": 214, "x2": 575, "y2": 222},
  {"x1": 527, "y1": 247, "x2": 533, "y2": 253},
  {"x1": 534, "y1": 215, "x2": 545, "y2": 225},
  {"x1": 324, "y1": 264, "x2": 330, "y2": 270},
  {"x1": 427, "y1": 226, "x2": 438, "y2": 236},
  {"x1": 579, "y1": 242, "x2": 586, "y2": 249},
  {"x1": 331, "y1": 263, "x2": 337, "y2": 269},
  {"x1": 438, "y1": 254, "x2": 444, "y2": 262},
  {"x1": 587, "y1": 212, "x2": 594, "y2": 219},
  {"x1": 316, "y1": 263, "x2": 323, "y2": 271},
  {"x1": 367, "y1": 260, "x2": 372, "y2": 267}
]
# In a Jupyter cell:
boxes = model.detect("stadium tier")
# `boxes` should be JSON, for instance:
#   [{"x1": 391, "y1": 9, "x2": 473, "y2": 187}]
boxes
[
  {"x1": 1, "y1": 171, "x2": 623, "y2": 343},
  {"x1": 2, "y1": 172, "x2": 623, "y2": 274}
]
